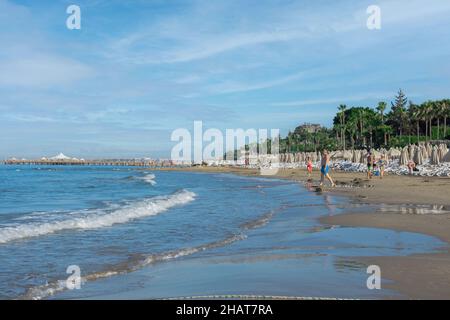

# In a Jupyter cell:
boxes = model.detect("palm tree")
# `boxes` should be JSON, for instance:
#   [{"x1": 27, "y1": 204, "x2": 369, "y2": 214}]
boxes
[
  {"x1": 338, "y1": 104, "x2": 347, "y2": 150},
  {"x1": 422, "y1": 101, "x2": 433, "y2": 140},
  {"x1": 410, "y1": 102, "x2": 421, "y2": 143},
  {"x1": 333, "y1": 123, "x2": 340, "y2": 146},
  {"x1": 435, "y1": 101, "x2": 443, "y2": 140},
  {"x1": 358, "y1": 109, "x2": 366, "y2": 146},
  {"x1": 376, "y1": 102, "x2": 387, "y2": 145},
  {"x1": 435, "y1": 99, "x2": 450, "y2": 140},
  {"x1": 346, "y1": 118, "x2": 357, "y2": 149},
  {"x1": 428, "y1": 100, "x2": 441, "y2": 140},
  {"x1": 442, "y1": 99, "x2": 450, "y2": 139}
]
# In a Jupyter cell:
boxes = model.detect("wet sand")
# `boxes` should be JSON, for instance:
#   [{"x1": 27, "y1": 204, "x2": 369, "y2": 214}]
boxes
[
  {"x1": 154, "y1": 166, "x2": 450, "y2": 299},
  {"x1": 320, "y1": 213, "x2": 450, "y2": 299}
]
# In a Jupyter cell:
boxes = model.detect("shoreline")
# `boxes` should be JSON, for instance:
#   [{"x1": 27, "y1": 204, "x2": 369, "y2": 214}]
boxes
[{"x1": 152, "y1": 166, "x2": 450, "y2": 299}]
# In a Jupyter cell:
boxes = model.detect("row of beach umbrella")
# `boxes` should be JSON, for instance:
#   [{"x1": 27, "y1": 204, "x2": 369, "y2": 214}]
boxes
[{"x1": 276, "y1": 143, "x2": 450, "y2": 166}]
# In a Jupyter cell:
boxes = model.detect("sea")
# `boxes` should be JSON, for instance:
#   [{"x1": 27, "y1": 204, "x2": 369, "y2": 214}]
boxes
[{"x1": 0, "y1": 165, "x2": 445, "y2": 299}]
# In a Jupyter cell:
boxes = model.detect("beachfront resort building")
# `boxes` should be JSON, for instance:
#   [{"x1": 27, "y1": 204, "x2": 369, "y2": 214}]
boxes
[{"x1": 294, "y1": 123, "x2": 322, "y2": 134}]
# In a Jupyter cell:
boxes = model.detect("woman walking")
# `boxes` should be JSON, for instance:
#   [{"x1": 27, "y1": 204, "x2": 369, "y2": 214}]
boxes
[{"x1": 306, "y1": 156, "x2": 313, "y2": 178}]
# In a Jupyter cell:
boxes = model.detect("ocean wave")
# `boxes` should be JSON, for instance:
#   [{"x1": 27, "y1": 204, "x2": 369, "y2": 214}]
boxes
[
  {"x1": 125, "y1": 173, "x2": 156, "y2": 185},
  {"x1": 22, "y1": 233, "x2": 246, "y2": 300},
  {"x1": 139, "y1": 173, "x2": 156, "y2": 185},
  {"x1": 240, "y1": 211, "x2": 275, "y2": 230},
  {"x1": 0, "y1": 190, "x2": 195, "y2": 244}
]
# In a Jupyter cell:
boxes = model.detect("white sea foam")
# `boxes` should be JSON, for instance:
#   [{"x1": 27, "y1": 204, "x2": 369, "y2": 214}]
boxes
[
  {"x1": 141, "y1": 234, "x2": 246, "y2": 266},
  {"x1": 22, "y1": 233, "x2": 246, "y2": 300},
  {"x1": 140, "y1": 173, "x2": 156, "y2": 185},
  {"x1": 0, "y1": 190, "x2": 195, "y2": 244}
]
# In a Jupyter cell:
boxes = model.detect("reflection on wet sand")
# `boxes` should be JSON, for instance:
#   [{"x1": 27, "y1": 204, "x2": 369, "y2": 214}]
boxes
[
  {"x1": 207, "y1": 253, "x2": 327, "y2": 265},
  {"x1": 377, "y1": 204, "x2": 450, "y2": 215},
  {"x1": 333, "y1": 258, "x2": 367, "y2": 272}
]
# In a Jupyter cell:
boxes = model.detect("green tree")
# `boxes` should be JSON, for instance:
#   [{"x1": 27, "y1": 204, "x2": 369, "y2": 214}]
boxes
[
  {"x1": 376, "y1": 101, "x2": 387, "y2": 145},
  {"x1": 435, "y1": 99, "x2": 450, "y2": 140},
  {"x1": 442, "y1": 99, "x2": 450, "y2": 139},
  {"x1": 410, "y1": 102, "x2": 422, "y2": 143},
  {"x1": 419, "y1": 102, "x2": 429, "y2": 141},
  {"x1": 389, "y1": 89, "x2": 408, "y2": 137},
  {"x1": 338, "y1": 104, "x2": 347, "y2": 150}
]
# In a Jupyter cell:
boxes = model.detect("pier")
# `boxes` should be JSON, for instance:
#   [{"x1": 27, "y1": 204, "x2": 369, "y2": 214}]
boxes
[{"x1": 2, "y1": 159, "x2": 177, "y2": 167}]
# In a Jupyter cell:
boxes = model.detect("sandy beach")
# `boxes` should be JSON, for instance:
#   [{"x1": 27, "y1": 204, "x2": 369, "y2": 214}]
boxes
[{"x1": 153, "y1": 166, "x2": 450, "y2": 299}]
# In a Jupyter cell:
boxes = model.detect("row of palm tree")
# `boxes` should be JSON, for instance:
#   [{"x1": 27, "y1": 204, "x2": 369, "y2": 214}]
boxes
[
  {"x1": 332, "y1": 90, "x2": 450, "y2": 150},
  {"x1": 272, "y1": 90, "x2": 449, "y2": 153},
  {"x1": 411, "y1": 99, "x2": 450, "y2": 141}
]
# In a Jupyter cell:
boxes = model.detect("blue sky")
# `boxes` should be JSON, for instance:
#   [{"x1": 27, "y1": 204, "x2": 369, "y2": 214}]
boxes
[{"x1": 1, "y1": 0, "x2": 450, "y2": 158}]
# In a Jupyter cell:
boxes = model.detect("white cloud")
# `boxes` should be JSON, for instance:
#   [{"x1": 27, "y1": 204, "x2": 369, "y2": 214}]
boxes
[
  {"x1": 3, "y1": 113, "x2": 57, "y2": 123},
  {"x1": 0, "y1": 55, "x2": 94, "y2": 88},
  {"x1": 270, "y1": 92, "x2": 395, "y2": 107},
  {"x1": 206, "y1": 71, "x2": 307, "y2": 95}
]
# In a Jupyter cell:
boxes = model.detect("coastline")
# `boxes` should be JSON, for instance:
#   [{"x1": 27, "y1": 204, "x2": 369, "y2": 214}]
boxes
[{"x1": 153, "y1": 166, "x2": 450, "y2": 299}]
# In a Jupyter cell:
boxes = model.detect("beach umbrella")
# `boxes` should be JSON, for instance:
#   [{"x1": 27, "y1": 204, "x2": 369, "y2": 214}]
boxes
[
  {"x1": 342, "y1": 150, "x2": 349, "y2": 160},
  {"x1": 331, "y1": 151, "x2": 342, "y2": 160},
  {"x1": 439, "y1": 144, "x2": 447, "y2": 161},
  {"x1": 400, "y1": 148, "x2": 409, "y2": 166},
  {"x1": 430, "y1": 146, "x2": 440, "y2": 165},
  {"x1": 358, "y1": 150, "x2": 366, "y2": 164},
  {"x1": 420, "y1": 145, "x2": 429, "y2": 161},
  {"x1": 388, "y1": 147, "x2": 400, "y2": 159},
  {"x1": 387, "y1": 148, "x2": 393, "y2": 158},
  {"x1": 408, "y1": 145, "x2": 414, "y2": 159},
  {"x1": 352, "y1": 150, "x2": 359, "y2": 163},
  {"x1": 344, "y1": 150, "x2": 352, "y2": 161},
  {"x1": 426, "y1": 143, "x2": 432, "y2": 157},
  {"x1": 443, "y1": 151, "x2": 450, "y2": 163},
  {"x1": 413, "y1": 147, "x2": 423, "y2": 165},
  {"x1": 438, "y1": 148, "x2": 445, "y2": 162},
  {"x1": 372, "y1": 149, "x2": 381, "y2": 159}
]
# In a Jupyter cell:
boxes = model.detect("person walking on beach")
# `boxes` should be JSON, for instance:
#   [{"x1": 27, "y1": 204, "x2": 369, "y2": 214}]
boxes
[
  {"x1": 407, "y1": 159, "x2": 416, "y2": 175},
  {"x1": 320, "y1": 150, "x2": 336, "y2": 187},
  {"x1": 366, "y1": 151, "x2": 374, "y2": 179},
  {"x1": 378, "y1": 154, "x2": 387, "y2": 179},
  {"x1": 306, "y1": 156, "x2": 313, "y2": 178}
]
